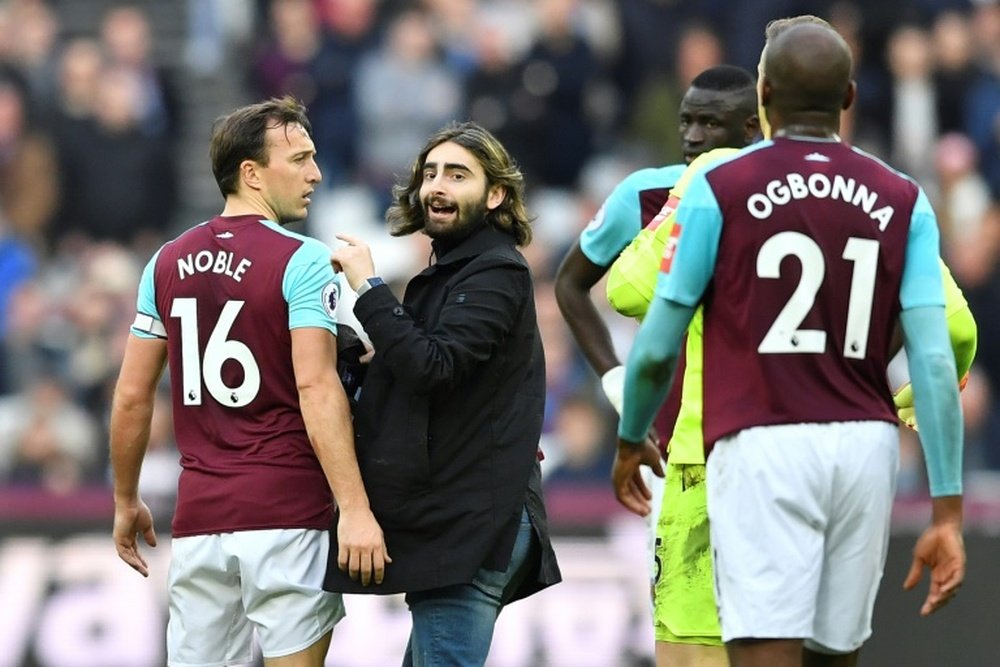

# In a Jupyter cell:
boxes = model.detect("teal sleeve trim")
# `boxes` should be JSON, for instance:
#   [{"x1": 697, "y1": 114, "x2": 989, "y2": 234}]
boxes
[
  {"x1": 131, "y1": 247, "x2": 164, "y2": 337},
  {"x1": 901, "y1": 305, "x2": 963, "y2": 496},
  {"x1": 283, "y1": 241, "x2": 339, "y2": 332}
]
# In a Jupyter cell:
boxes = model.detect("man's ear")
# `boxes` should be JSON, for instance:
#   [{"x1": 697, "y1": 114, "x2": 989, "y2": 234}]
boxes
[
  {"x1": 745, "y1": 115, "x2": 761, "y2": 142},
  {"x1": 842, "y1": 80, "x2": 857, "y2": 111},
  {"x1": 486, "y1": 184, "x2": 506, "y2": 211},
  {"x1": 759, "y1": 79, "x2": 772, "y2": 109},
  {"x1": 241, "y1": 159, "x2": 262, "y2": 191}
]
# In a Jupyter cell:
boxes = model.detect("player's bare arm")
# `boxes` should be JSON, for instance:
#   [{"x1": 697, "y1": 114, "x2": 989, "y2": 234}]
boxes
[
  {"x1": 292, "y1": 326, "x2": 390, "y2": 585},
  {"x1": 554, "y1": 243, "x2": 621, "y2": 376},
  {"x1": 109, "y1": 335, "x2": 167, "y2": 577}
]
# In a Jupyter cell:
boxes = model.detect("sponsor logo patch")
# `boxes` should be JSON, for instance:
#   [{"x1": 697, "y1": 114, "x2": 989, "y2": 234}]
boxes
[
  {"x1": 648, "y1": 195, "x2": 679, "y2": 231},
  {"x1": 660, "y1": 223, "x2": 682, "y2": 274}
]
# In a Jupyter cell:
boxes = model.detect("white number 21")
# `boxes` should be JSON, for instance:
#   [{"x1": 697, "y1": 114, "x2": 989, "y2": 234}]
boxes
[
  {"x1": 756, "y1": 231, "x2": 879, "y2": 359},
  {"x1": 170, "y1": 298, "x2": 261, "y2": 407}
]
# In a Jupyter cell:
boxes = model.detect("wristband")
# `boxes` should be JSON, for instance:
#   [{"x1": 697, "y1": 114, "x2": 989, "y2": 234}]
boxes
[
  {"x1": 356, "y1": 276, "x2": 385, "y2": 297},
  {"x1": 601, "y1": 365, "x2": 625, "y2": 415}
]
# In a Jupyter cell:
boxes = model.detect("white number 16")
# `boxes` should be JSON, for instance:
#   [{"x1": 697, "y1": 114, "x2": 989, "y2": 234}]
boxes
[{"x1": 170, "y1": 298, "x2": 261, "y2": 407}]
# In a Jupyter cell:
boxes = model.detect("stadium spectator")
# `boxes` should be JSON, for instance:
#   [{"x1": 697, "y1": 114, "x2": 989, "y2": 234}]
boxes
[
  {"x1": 886, "y1": 23, "x2": 940, "y2": 193},
  {"x1": 0, "y1": 218, "x2": 35, "y2": 393},
  {"x1": 541, "y1": 392, "x2": 617, "y2": 489},
  {"x1": 933, "y1": 131, "x2": 992, "y2": 253},
  {"x1": 354, "y1": 8, "x2": 461, "y2": 208},
  {"x1": 964, "y1": 0, "x2": 1000, "y2": 198},
  {"x1": 251, "y1": 0, "x2": 375, "y2": 187},
  {"x1": 109, "y1": 96, "x2": 387, "y2": 667},
  {"x1": 0, "y1": 371, "x2": 99, "y2": 493},
  {"x1": 324, "y1": 121, "x2": 561, "y2": 666},
  {"x1": 511, "y1": 0, "x2": 604, "y2": 188},
  {"x1": 4, "y1": 0, "x2": 62, "y2": 112},
  {"x1": 50, "y1": 37, "x2": 102, "y2": 131},
  {"x1": 931, "y1": 10, "x2": 977, "y2": 136},
  {"x1": 54, "y1": 65, "x2": 176, "y2": 247},
  {"x1": 462, "y1": 15, "x2": 535, "y2": 173},
  {"x1": 0, "y1": 68, "x2": 59, "y2": 249},
  {"x1": 956, "y1": 204, "x2": 1000, "y2": 470},
  {"x1": 99, "y1": 3, "x2": 180, "y2": 142}
]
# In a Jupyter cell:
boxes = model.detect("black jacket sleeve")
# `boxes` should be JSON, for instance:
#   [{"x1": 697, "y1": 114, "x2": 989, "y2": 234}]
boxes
[{"x1": 354, "y1": 259, "x2": 530, "y2": 389}]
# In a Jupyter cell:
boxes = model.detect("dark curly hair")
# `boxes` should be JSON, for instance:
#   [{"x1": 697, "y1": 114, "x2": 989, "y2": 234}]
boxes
[{"x1": 385, "y1": 121, "x2": 534, "y2": 246}]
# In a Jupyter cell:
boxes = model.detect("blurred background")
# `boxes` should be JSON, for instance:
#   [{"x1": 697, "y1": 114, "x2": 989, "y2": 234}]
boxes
[{"x1": 0, "y1": 0, "x2": 998, "y2": 665}]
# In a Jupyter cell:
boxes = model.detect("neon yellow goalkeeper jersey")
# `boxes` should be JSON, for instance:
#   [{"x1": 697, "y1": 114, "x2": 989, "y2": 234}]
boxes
[{"x1": 654, "y1": 149, "x2": 741, "y2": 464}]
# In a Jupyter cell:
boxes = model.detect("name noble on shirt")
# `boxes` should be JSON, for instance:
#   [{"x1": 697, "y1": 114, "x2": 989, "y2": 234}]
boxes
[
  {"x1": 746, "y1": 172, "x2": 895, "y2": 230},
  {"x1": 178, "y1": 250, "x2": 253, "y2": 282}
]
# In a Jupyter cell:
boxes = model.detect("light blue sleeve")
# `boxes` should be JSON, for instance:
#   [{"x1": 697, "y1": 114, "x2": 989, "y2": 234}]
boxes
[
  {"x1": 618, "y1": 298, "x2": 696, "y2": 442},
  {"x1": 900, "y1": 188, "x2": 945, "y2": 310},
  {"x1": 900, "y1": 306, "x2": 963, "y2": 496},
  {"x1": 580, "y1": 165, "x2": 685, "y2": 266},
  {"x1": 131, "y1": 247, "x2": 164, "y2": 339},
  {"x1": 655, "y1": 170, "x2": 723, "y2": 306},
  {"x1": 283, "y1": 239, "x2": 340, "y2": 333}
]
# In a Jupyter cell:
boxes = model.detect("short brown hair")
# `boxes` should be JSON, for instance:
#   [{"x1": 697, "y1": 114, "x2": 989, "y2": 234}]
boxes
[
  {"x1": 209, "y1": 96, "x2": 313, "y2": 198},
  {"x1": 385, "y1": 121, "x2": 534, "y2": 246}
]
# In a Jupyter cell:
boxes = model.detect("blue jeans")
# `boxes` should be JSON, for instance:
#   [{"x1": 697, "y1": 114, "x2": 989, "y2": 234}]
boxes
[{"x1": 401, "y1": 508, "x2": 537, "y2": 667}]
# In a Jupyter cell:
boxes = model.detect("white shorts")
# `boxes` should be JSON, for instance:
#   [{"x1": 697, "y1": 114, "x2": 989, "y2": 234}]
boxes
[
  {"x1": 167, "y1": 528, "x2": 345, "y2": 667},
  {"x1": 706, "y1": 421, "x2": 898, "y2": 653}
]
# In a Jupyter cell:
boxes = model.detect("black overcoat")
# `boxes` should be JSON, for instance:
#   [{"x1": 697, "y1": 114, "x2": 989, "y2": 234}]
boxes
[{"x1": 325, "y1": 225, "x2": 561, "y2": 600}]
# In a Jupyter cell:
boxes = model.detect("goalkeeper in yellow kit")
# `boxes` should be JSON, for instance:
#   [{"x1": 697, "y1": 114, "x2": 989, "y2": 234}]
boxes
[{"x1": 606, "y1": 45, "x2": 977, "y2": 667}]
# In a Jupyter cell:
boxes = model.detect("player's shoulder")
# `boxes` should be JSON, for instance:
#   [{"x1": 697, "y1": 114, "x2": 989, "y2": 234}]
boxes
[
  {"x1": 152, "y1": 220, "x2": 210, "y2": 260},
  {"x1": 258, "y1": 220, "x2": 333, "y2": 259},
  {"x1": 846, "y1": 144, "x2": 919, "y2": 182},
  {"x1": 614, "y1": 163, "x2": 687, "y2": 196},
  {"x1": 674, "y1": 147, "x2": 755, "y2": 199},
  {"x1": 689, "y1": 147, "x2": 745, "y2": 172}
]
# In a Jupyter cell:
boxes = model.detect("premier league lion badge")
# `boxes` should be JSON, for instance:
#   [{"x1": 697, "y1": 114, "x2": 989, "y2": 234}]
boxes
[{"x1": 321, "y1": 280, "x2": 339, "y2": 318}]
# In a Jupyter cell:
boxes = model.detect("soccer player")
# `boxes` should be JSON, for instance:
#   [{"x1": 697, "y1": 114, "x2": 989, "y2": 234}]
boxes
[
  {"x1": 554, "y1": 66, "x2": 758, "y2": 666},
  {"x1": 109, "y1": 96, "x2": 388, "y2": 667},
  {"x1": 616, "y1": 19, "x2": 964, "y2": 667}
]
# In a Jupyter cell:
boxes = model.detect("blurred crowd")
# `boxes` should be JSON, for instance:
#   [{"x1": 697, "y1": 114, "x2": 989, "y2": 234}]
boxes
[{"x1": 1, "y1": 0, "x2": 999, "y2": 511}]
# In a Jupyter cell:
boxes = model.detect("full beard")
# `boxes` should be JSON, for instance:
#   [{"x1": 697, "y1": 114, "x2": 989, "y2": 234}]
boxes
[{"x1": 423, "y1": 194, "x2": 489, "y2": 243}]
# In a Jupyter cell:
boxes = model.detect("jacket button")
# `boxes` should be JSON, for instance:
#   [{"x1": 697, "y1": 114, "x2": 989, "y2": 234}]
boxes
[{"x1": 393, "y1": 306, "x2": 405, "y2": 317}]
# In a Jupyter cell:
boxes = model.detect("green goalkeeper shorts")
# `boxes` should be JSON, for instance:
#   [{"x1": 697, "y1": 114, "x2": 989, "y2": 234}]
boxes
[{"x1": 653, "y1": 462, "x2": 723, "y2": 645}]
